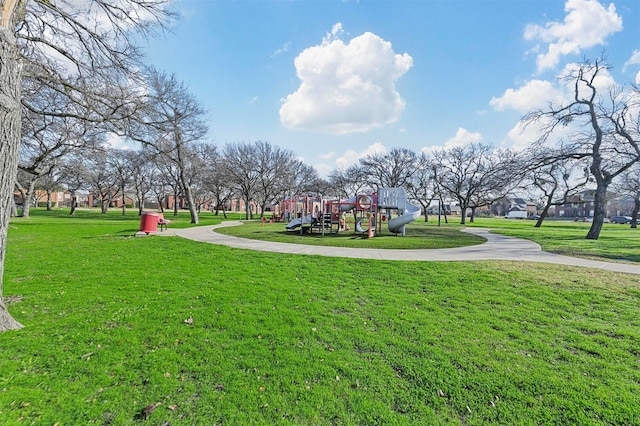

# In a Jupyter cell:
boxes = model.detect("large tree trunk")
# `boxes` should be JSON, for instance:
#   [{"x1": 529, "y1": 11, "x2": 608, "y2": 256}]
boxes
[
  {"x1": 535, "y1": 193, "x2": 555, "y2": 228},
  {"x1": 69, "y1": 191, "x2": 77, "y2": 215},
  {"x1": 17, "y1": 179, "x2": 36, "y2": 218},
  {"x1": 182, "y1": 183, "x2": 198, "y2": 224},
  {"x1": 586, "y1": 183, "x2": 608, "y2": 240},
  {"x1": 173, "y1": 189, "x2": 179, "y2": 216},
  {"x1": 0, "y1": 25, "x2": 25, "y2": 331},
  {"x1": 469, "y1": 206, "x2": 476, "y2": 223},
  {"x1": 46, "y1": 189, "x2": 52, "y2": 211},
  {"x1": 244, "y1": 195, "x2": 252, "y2": 220},
  {"x1": 631, "y1": 195, "x2": 639, "y2": 229},
  {"x1": 121, "y1": 184, "x2": 126, "y2": 216},
  {"x1": 15, "y1": 183, "x2": 27, "y2": 217},
  {"x1": 459, "y1": 204, "x2": 467, "y2": 225}
]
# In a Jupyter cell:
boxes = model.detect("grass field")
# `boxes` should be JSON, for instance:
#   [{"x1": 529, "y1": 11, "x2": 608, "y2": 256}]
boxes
[
  {"x1": 220, "y1": 214, "x2": 640, "y2": 263},
  {"x1": 1, "y1": 209, "x2": 639, "y2": 425},
  {"x1": 215, "y1": 218, "x2": 483, "y2": 249}
]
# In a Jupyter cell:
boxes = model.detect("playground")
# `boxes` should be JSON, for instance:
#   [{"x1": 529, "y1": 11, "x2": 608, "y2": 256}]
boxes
[{"x1": 280, "y1": 187, "x2": 421, "y2": 238}]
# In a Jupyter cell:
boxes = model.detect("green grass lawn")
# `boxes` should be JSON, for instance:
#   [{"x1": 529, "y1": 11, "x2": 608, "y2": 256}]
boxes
[
  {"x1": 460, "y1": 217, "x2": 640, "y2": 263},
  {"x1": 1, "y1": 210, "x2": 639, "y2": 424},
  {"x1": 216, "y1": 219, "x2": 484, "y2": 249},
  {"x1": 221, "y1": 214, "x2": 640, "y2": 263}
]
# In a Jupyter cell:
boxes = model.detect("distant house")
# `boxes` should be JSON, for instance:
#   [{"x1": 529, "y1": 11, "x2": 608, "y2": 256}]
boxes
[
  {"x1": 507, "y1": 197, "x2": 537, "y2": 215},
  {"x1": 489, "y1": 197, "x2": 537, "y2": 217},
  {"x1": 553, "y1": 189, "x2": 632, "y2": 219}
]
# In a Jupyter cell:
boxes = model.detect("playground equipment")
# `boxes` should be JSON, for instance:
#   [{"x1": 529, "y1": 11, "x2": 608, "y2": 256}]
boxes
[
  {"x1": 379, "y1": 187, "x2": 421, "y2": 236},
  {"x1": 284, "y1": 187, "x2": 420, "y2": 237}
]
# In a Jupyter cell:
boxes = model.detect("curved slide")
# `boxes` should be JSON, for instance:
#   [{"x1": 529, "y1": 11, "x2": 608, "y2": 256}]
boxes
[
  {"x1": 285, "y1": 213, "x2": 313, "y2": 230},
  {"x1": 387, "y1": 199, "x2": 421, "y2": 236}
]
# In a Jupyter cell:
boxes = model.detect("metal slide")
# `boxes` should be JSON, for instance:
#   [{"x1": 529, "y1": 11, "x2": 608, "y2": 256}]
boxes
[
  {"x1": 285, "y1": 213, "x2": 313, "y2": 230},
  {"x1": 387, "y1": 201, "x2": 421, "y2": 235},
  {"x1": 379, "y1": 187, "x2": 421, "y2": 236}
]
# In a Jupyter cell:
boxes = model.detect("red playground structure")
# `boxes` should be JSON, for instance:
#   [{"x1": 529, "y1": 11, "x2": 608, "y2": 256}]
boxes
[{"x1": 284, "y1": 188, "x2": 420, "y2": 237}]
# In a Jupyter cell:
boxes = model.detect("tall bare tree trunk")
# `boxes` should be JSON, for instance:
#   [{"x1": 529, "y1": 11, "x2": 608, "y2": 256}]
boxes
[
  {"x1": 16, "y1": 179, "x2": 36, "y2": 218},
  {"x1": 0, "y1": 25, "x2": 25, "y2": 331},
  {"x1": 174, "y1": 131, "x2": 199, "y2": 224},
  {"x1": 121, "y1": 184, "x2": 126, "y2": 216},
  {"x1": 586, "y1": 153, "x2": 609, "y2": 240},
  {"x1": 631, "y1": 195, "x2": 640, "y2": 230},
  {"x1": 69, "y1": 192, "x2": 77, "y2": 215}
]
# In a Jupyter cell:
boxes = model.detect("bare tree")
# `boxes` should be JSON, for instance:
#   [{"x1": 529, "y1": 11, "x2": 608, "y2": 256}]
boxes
[
  {"x1": 185, "y1": 142, "x2": 218, "y2": 214},
  {"x1": 527, "y1": 153, "x2": 590, "y2": 227},
  {"x1": 205, "y1": 154, "x2": 234, "y2": 218},
  {"x1": 16, "y1": 75, "x2": 104, "y2": 217},
  {"x1": 130, "y1": 69, "x2": 209, "y2": 224},
  {"x1": 35, "y1": 165, "x2": 63, "y2": 211},
  {"x1": 85, "y1": 149, "x2": 120, "y2": 214},
  {"x1": 129, "y1": 149, "x2": 156, "y2": 215},
  {"x1": 407, "y1": 153, "x2": 438, "y2": 222},
  {"x1": 109, "y1": 149, "x2": 137, "y2": 215},
  {"x1": 612, "y1": 164, "x2": 640, "y2": 229},
  {"x1": 153, "y1": 152, "x2": 182, "y2": 216},
  {"x1": 57, "y1": 155, "x2": 89, "y2": 215},
  {"x1": 523, "y1": 57, "x2": 640, "y2": 239},
  {"x1": 223, "y1": 142, "x2": 259, "y2": 220},
  {"x1": 287, "y1": 161, "x2": 320, "y2": 197},
  {"x1": 433, "y1": 143, "x2": 522, "y2": 224},
  {"x1": 253, "y1": 141, "x2": 302, "y2": 217},
  {"x1": 0, "y1": 0, "x2": 172, "y2": 331},
  {"x1": 328, "y1": 165, "x2": 371, "y2": 200},
  {"x1": 359, "y1": 147, "x2": 418, "y2": 189}
]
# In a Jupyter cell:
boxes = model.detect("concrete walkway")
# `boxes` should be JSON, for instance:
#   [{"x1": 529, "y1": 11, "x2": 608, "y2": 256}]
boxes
[{"x1": 169, "y1": 221, "x2": 640, "y2": 275}]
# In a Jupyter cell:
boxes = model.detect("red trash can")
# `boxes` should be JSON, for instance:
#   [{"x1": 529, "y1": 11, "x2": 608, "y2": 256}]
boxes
[{"x1": 139, "y1": 212, "x2": 159, "y2": 234}]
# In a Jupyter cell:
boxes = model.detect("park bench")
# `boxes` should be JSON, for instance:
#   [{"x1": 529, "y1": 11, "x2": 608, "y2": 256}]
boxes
[{"x1": 157, "y1": 214, "x2": 170, "y2": 231}]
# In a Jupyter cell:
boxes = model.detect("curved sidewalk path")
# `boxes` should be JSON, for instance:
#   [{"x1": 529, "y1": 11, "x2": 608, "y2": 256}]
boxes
[{"x1": 174, "y1": 221, "x2": 640, "y2": 275}]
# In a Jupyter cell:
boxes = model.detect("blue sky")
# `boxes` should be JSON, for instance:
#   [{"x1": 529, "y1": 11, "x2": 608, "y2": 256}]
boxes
[{"x1": 139, "y1": 0, "x2": 640, "y2": 177}]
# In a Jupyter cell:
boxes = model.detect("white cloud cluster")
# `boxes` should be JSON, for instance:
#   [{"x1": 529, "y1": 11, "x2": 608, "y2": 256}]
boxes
[
  {"x1": 490, "y1": 80, "x2": 564, "y2": 113},
  {"x1": 443, "y1": 128, "x2": 483, "y2": 148},
  {"x1": 623, "y1": 50, "x2": 640, "y2": 84},
  {"x1": 279, "y1": 23, "x2": 413, "y2": 134},
  {"x1": 524, "y1": 0, "x2": 622, "y2": 72},
  {"x1": 335, "y1": 142, "x2": 387, "y2": 169},
  {"x1": 421, "y1": 128, "x2": 483, "y2": 154},
  {"x1": 105, "y1": 132, "x2": 135, "y2": 151},
  {"x1": 272, "y1": 42, "x2": 291, "y2": 57}
]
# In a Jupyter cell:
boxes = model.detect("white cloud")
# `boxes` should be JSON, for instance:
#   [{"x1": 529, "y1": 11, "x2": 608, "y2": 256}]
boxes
[
  {"x1": 105, "y1": 133, "x2": 136, "y2": 151},
  {"x1": 272, "y1": 42, "x2": 291, "y2": 57},
  {"x1": 444, "y1": 128, "x2": 483, "y2": 148},
  {"x1": 319, "y1": 151, "x2": 336, "y2": 160},
  {"x1": 421, "y1": 128, "x2": 482, "y2": 154},
  {"x1": 492, "y1": 62, "x2": 617, "y2": 116},
  {"x1": 490, "y1": 79, "x2": 564, "y2": 112},
  {"x1": 524, "y1": 0, "x2": 622, "y2": 72},
  {"x1": 503, "y1": 121, "x2": 543, "y2": 151},
  {"x1": 623, "y1": 50, "x2": 640, "y2": 83},
  {"x1": 279, "y1": 23, "x2": 413, "y2": 134},
  {"x1": 335, "y1": 142, "x2": 387, "y2": 169},
  {"x1": 314, "y1": 163, "x2": 334, "y2": 178},
  {"x1": 249, "y1": 96, "x2": 258, "y2": 104},
  {"x1": 623, "y1": 49, "x2": 640, "y2": 71},
  {"x1": 503, "y1": 116, "x2": 573, "y2": 151}
]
